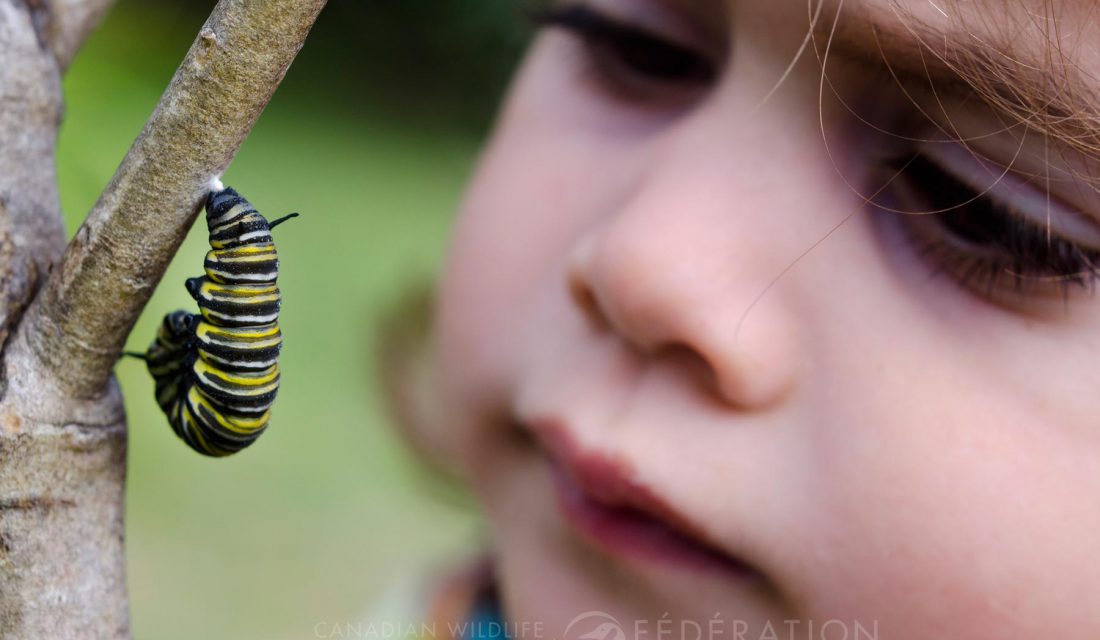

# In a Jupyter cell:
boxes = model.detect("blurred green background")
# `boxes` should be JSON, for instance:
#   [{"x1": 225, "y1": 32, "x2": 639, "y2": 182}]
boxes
[{"x1": 57, "y1": 2, "x2": 533, "y2": 638}]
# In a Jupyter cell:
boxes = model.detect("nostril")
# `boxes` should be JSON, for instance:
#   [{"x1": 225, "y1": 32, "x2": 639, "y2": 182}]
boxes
[
  {"x1": 566, "y1": 233, "x2": 610, "y2": 331},
  {"x1": 652, "y1": 341, "x2": 726, "y2": 401},
  {"x1": 568, "y1": 277, "x2": 608, "y2": 330}
]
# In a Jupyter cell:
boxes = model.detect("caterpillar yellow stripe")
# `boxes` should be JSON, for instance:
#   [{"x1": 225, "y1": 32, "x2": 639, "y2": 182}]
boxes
[{"x1": 139, "y1": 186, "x2": 297, "y2": 457}]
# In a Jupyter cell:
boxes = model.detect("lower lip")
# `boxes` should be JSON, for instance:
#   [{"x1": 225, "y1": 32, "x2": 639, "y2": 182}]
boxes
[{"x1": 550, "y1": 463, "x2": 758, "y2": 578}]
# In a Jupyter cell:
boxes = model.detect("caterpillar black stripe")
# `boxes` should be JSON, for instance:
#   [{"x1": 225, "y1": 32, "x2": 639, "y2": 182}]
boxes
[{"x1": 139, "y1": 187, "x2": 297, "y2": 457}]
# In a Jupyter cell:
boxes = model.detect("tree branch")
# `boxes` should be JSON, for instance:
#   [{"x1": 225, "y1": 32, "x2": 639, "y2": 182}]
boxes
[
  {"x1": 0, "y1": 0, "x2": 66, "y2": 306},
  {"x1": 15, "y1": 0, "x2": 328, "y2": 401},
  {"x1": 40, "y1": 0, "x2": 117, "y2": 70}
]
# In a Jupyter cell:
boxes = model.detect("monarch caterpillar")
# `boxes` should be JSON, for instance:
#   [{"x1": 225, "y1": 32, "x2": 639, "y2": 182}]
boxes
[{"x1": 134, "y1": 186, "x2": 297, "y2": 457}]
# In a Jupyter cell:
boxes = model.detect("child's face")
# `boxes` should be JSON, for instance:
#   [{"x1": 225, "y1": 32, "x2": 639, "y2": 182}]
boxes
[{"x1": 435, "y1": 0, "x2": 1100, "y2": 636}]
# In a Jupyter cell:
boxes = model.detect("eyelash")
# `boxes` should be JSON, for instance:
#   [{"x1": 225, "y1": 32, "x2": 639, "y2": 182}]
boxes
[
  {"x1": 530, "y1": 3, "x2": 717, "y2": 101},
  {"x1": 533, "y1": 3, "x2": 1100, "y2": 306},
  {"x1": 879, "y1": 153, "x2": 1100, "y2": 301}
]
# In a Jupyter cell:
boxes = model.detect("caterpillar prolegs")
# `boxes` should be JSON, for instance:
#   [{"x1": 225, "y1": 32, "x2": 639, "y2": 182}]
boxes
[{"x1": 140, "y1": 187, "x2": 296, "y2": 457}]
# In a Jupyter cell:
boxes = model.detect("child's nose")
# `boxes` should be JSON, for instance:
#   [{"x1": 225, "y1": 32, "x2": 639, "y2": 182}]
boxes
[{"x1": 564, "y1": 171, "x2": 802, "y2": 411}]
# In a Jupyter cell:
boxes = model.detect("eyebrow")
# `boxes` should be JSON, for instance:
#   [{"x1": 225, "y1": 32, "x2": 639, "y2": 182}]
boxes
[{"x1": 817, "y1": 2, "x2": 1100, "y2": 159}]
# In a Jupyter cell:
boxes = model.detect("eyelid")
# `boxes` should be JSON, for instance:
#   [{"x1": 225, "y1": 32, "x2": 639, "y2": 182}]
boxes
[
  {"x1": 918, "y1": 140, "x2": 1100, "y2": 250},
  {"x1": 546, "y1": 0, "x2": 726, "y2": 60},
  {"x1": 917, "y1": 104, "x2": 1100, "y2": 237}
]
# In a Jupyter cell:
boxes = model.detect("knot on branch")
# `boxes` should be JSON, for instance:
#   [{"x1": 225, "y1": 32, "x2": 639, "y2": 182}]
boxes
[{"x1": 193, "y1": 26, "x2": 221, "y2": 69}]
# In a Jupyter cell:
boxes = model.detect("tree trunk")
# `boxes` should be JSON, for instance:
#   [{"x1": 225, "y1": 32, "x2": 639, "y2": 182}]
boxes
[{"x1": 0, "y1": 1, "x2": 326, "y2": 636}]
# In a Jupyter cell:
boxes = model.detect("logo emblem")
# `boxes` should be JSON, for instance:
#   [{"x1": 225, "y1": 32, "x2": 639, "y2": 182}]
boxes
[{"x1": 564, "y1": 611, "x2": 627, "y2": 640}]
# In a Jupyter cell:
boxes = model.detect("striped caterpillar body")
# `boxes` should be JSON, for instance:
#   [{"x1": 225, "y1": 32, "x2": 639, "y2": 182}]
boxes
[{"x1": 142, "y1": 187, "x2": 294, "y2": 457}]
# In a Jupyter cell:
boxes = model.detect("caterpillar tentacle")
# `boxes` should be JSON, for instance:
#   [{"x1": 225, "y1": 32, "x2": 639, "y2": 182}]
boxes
[
  {"x1": 268, "y1": 212, "x2": 300, "y2": 229},
  {"x1": 141, "y1": 187, "x2": 288, "y2": 457}
]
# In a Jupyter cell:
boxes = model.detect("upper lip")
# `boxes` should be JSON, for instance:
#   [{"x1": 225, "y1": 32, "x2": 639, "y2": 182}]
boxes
[{"x1": 522, "y1": 416, "x2": 755, "y2": 571}]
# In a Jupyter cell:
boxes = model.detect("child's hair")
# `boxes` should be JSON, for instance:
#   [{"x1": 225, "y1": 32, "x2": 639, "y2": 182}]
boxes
[{"x1": 847, "y1": 0, "x2": 1100, "y2": 186}]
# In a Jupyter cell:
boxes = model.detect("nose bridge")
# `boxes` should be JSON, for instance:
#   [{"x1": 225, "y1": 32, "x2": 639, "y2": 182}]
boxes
[{"x1": 568, "y1": 107, "x2": 809, "y2": 409}]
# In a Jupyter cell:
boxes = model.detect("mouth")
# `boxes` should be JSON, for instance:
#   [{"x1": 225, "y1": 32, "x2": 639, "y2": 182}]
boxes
[{"x1": 526, "y1": 418, "x2": 760, "y2": 579}]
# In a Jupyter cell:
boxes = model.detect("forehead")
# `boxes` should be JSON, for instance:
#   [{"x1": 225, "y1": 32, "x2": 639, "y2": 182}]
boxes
[
  {"x1": 663, "y1": 0, "x2": 1100, "y2": 126},
  {"x1": 716, "y1": 0, "x2": 1100, "y2": 161},
  {"x1": 831, "y1": 0, "x2": 1098, "y2": 54},
  {"x1": 810, "y1": 0, "x2": 1100, "y2": 103},
  {"x1": 674, "y1": 0, "x2": 1100, "y2": 71}
]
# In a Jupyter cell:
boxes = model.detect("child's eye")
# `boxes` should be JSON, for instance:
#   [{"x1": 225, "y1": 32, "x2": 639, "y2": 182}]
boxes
[
  {"x1": 878, "y1": 146, "x2": 1100, "y2": 306},
  {"x1": 531, "y1": 3, "x2": 718, "y2": 104}
]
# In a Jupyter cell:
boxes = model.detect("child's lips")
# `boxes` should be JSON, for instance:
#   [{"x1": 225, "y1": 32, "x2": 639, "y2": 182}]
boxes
[{"x1": 526, "y1": 418, "x2": 760, "y2": 579}]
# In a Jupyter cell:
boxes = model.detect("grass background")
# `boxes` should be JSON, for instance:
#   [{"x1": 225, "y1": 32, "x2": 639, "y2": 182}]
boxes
[{"x1": 55, "y1": 2, "x2": 524, "y2": 637}]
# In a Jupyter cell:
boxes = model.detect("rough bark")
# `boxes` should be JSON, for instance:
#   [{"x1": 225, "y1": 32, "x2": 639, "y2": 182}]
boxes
[{"x1": 0, "y1": 0, "x2": 327, "y2": 637}]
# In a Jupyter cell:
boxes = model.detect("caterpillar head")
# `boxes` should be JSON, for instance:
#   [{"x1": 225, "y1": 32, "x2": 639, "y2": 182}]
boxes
[
  {"x1": 185, "y1": 277, "x2": 204, "y2": 300},
  {"x1": 205, "y1": 186, "x2": 273, "y2": 248},
  {"x1": 164, "y1": 310, "x2": 197, "y2": 338},
  {"x1": 205, "y1": 187, "x2": 242, "y2": 223}
]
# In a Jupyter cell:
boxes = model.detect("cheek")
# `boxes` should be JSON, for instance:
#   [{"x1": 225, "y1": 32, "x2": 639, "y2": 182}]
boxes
[
  {"x1": 435, "y1": 44, "x2": 631, "y2": 464},
  {"x1": 793, "y1": 243, "x2": 1100, "y2": 633},
  {"x1": 810, "y1": 403, "x2": 1100, "y2": 634}
]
